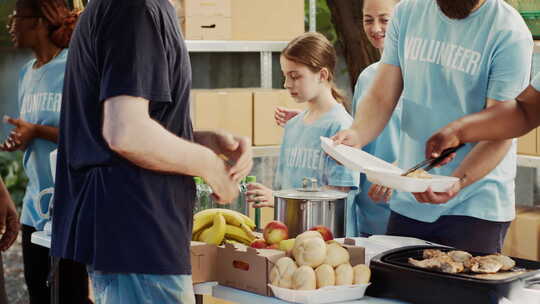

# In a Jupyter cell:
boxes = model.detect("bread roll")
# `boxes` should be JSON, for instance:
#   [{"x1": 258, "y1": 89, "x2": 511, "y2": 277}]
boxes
[
  {"x1": 269, "y1": 257, "x2": 298, "y2": 289},
  {"x1": 323, "y1": 242, "x2": 350, "y2": 267},
  {"x1": 292, "y1": 266, "x2": 317, "y2": 290},
  {"x1": 293, "y1": 237, "x2": 327, "y2": 268},
  {"x1": 335, "y1": 263, "x2": 354, "y2": 285},
  {"x1": 353, "y1": 264, "x2": 371, "y2": 284},
  {"x1": 315, "y1": 264, "x2": 335, "y2": 288}
]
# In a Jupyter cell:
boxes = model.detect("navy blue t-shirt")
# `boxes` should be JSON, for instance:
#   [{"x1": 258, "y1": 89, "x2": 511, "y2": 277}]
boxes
[{"x1": 51, "y1": 0, "x2": 195, "y2": 274}]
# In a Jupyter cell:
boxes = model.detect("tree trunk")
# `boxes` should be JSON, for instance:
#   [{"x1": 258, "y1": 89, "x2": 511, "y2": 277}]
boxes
[{"x1": 326, "y1": 0, "x2": 380, "y2": 90}]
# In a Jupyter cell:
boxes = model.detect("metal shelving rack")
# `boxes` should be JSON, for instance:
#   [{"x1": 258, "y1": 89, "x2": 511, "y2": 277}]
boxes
[{"x1": 188, "y1": 0, "x2": 317, "y2": 157}]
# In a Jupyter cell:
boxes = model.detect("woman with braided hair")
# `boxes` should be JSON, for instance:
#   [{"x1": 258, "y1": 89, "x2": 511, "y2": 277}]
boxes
[{"x1": 4, "y1": 0, "x2": 91, "y2": 302}]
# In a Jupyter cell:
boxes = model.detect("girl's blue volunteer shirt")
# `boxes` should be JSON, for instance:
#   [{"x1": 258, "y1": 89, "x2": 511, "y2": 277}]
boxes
[
  {"x1": 18, "y1": 50, "x2": 66, "y2": 230},
  {"x1": 274, "y1": 103, "x2": 359, "y2": 191},
  {"x1": 350, "y1": 61, "x2": 402, "y2": 235},
  {"x1": 381, "y1": 0, "x2": 532, "y2": 223},
  {"x1": 532, "y1": 73, "x2": 540, "y2": 91}
]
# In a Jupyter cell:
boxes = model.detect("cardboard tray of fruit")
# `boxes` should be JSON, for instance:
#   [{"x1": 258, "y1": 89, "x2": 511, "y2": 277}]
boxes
[{"x1": 268, "y1": 283, "x2": 371, "y2": 304}]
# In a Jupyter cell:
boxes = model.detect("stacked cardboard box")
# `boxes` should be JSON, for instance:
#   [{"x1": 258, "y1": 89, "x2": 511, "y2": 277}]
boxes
[
  {"x1": 517, "y1": 128, "x2": 540, "y2": 156},
  {"x1": 177, "y1": 0, "x2": 304, "y2": 40},
  {"x1": 191, "y1": 88, "x2": 308, "y2": 146},
  {"x1": 503, "y1": 207, "x2": 540, "y2": 260}
]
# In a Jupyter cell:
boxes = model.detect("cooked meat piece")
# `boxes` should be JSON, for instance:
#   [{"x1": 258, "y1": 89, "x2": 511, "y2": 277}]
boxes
[
  {"x1": 447, "y1": 250, "x2": 473, "y2": 263},
  {"x1": 406, "y1": 169, "x2": 432, "y2": 179},
  {"x1": 470, "y1": 256, "x2": 503, "y2": 274},
  {"x1": 409, "y1": 256, "x2": 464, "y2": 274},
  {"x1": 409, "y1": 257, "x2": 442, "y2": 269},
  {"x1": 423, "y1": 249, "x2": 446, "y2": 259},
  {"x1": 483, "y1": 254, "x2": 515, "y2": 271}
]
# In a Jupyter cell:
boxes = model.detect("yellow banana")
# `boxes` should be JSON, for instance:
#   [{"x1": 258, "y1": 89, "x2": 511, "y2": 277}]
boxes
[
  {"x1": 225, "y1": 224, "x2": 254, "y2": 245},
  {"x1": 240, "y1": 223, "x2": 257, "y2": 240},
  {"x1": 192, "y1": 214, "x2": 214, "y2": 236},
  {"x1": 194, "y1": 208, "x2": 255, "y2": 229},
  {"x1": 199, "y1": 212, "x2": 226, "y2": 245},
  {"x1": 192, "y1": 229, "x2": 204, "y2": 241}
]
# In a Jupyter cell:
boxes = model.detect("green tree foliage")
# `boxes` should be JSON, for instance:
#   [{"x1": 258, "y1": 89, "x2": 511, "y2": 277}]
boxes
[
  {"x1": 0, "y1": 151, "x2": 27, "y2": 210},
  {"x1": 305, "y1": 0, "x2": 338, "y2": 44}
]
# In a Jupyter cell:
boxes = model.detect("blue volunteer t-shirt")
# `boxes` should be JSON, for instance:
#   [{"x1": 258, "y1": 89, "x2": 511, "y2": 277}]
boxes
[
  {"x1": 274, "y1": 103, "x2": 359, "y2": 191},
  {"x1": 18, "y1": 50, "x2": 67, "y2": 231},
  {"x1": 350, "y1": 61, "x2": 401, "y2": 236},
  {"x1": 532, "y1": 73, "x2": 540, "y2": 91},
  {"x1": 381, "y1": 0, "x2": 532, "y2": 222}
]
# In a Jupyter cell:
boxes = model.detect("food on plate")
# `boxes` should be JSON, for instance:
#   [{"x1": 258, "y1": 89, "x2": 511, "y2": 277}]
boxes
[
  {"x1": 315, "y1": 264, "x2": 335, "y2": 288},
  {"x1": 335, "y1": 263, "x2": 354, "y2": 285},
  {"x1": 270, "y1": 257, "x2": 298, "y2": 289},
  {"x1": 483, "y1": 254, "x2": 516, "y2": 271},
  {"x1": 292, "y1": 266, "x2": 317, "y2": 290},
  {"x1": 309, "y1": 226, "x2": 334, "y2": 242},
  {"x1": 469, "y1": 256, "x2": 503, "y2": 274},
  {"x1": 410, "y1": 249, "x2": 515, "y2": 275},
  {"x1": 323, "y1": 242, "x2": 350, "y2": 267},
  {"x1": 405, "y1": 168, "x2": 432, "y2": 179},
  {"x1": 263, "y1": 220, "x2": 289, "y2": 245},
  {"x1": 293, "y1": 236, "x2": 327, "y2": 268},
  {"x1": 353, "y1": 264, "x2": 371, "y2": 284}
]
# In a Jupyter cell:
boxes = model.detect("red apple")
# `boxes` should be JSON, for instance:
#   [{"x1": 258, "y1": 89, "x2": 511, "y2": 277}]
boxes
[
  {"x1": 250, "y1": 239, "x2": 267, "y2": 249},
  {"x1": 309, "y1": 226, "x2": 334, "y2": 242},
  {"x1": 263, "y1": 221, "x2": 289, "y2": 245}
]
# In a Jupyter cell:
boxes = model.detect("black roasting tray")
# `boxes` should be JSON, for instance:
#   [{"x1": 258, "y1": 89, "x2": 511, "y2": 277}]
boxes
[{"x1": 366, "y1": 245, "x2": 540, "y2": 304}]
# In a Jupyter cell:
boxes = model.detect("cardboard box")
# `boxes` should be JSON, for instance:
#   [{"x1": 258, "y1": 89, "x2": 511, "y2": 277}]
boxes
[
  {"x1": 192, "y1": 90, "x2": 253, "y2": 140},
  {"x1": 342, "y1": 238, "x2": 367, "y2": 266},
  {"x1": 518, "y1": 128, "x2": 537, "y2": 155},
  {"x1": 230, "y1": 0, "x2": 304, "y2": 41},
  {"x1": 180, "y1": 0, "x2": 231, "y2": 17},
  {"x1": 217, "y1": 243, "x2": 286, "y2": 296},
  {"x1": 253, "y1": 89, "x2": 307, "y2": 146},
  {"x1": 181, "y1": 16, "x2": 232, "y2": 40},
  {"x1": 191, "y1": 241, "x2": 219, "y2": 283},
  {"x1": 503, "y1": 207, "x2": 540, "y2": 261}
]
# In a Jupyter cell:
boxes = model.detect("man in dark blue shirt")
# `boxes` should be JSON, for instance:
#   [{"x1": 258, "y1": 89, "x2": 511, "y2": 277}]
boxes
[{"x1": 51, "y1": 0, "x2": 252, "y2": 302}]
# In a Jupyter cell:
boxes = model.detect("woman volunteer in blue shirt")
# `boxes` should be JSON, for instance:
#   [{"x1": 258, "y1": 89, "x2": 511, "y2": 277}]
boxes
[
  {"x1": 274, "y1": 0, "x2": 401, "y2": 236},
  {"x1": 246, "y1": 32, "x2": 359, "y2": 209},
  {"x1": 2, "y1": 0, "x2": 90, "y2": 302},
  {"x1": 333, "y1": 0, "x2": 533, "y2": 253}
]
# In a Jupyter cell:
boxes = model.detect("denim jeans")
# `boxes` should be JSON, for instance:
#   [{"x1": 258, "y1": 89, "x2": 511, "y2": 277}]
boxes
[{"x1": 87, "y1": 268, "x2": 195, "y2": 304}]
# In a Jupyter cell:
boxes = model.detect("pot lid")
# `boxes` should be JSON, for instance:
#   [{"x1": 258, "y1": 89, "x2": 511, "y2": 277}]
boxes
[{"x1": 273, "y1": 177, "x2": 348, "y2": 200}]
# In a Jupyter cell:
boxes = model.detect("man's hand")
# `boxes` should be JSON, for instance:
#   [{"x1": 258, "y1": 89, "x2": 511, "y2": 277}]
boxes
[
  {"x1": 330, "y1": 129, "x2": 363, "y2": 148},
  {"x1": 425, "y1": 122, "x2": 462, "y2": 167},
  {"x1": 368, "y1": 184, "x2": 393, "y2": 202},
  {"x1": 204, "y1": 156, "x2": 240, "y2": 205},
  {"x1": 274, "y1": 107, "x2": 301, "y2": 127},
  {"x1": 210, "y1": 131, "x2": 253, "y2": 182},
  {"x1": 0, "y1": 116, "x2": 36, "y2": 151},
  {"x1": 412, "y1": 181, "x2": 461, "y2": 205},
  {"x1": 246, "y1": 182, "x2": 274, "y2": 208},
  {"x1": 0, "y1": 189, "x2": 19, "y2": 251}
]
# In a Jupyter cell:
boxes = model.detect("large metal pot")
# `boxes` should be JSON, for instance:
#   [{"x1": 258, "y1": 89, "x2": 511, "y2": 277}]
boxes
[{"x1": 273, "y1": 178, "x2": 348, "y2": 238}]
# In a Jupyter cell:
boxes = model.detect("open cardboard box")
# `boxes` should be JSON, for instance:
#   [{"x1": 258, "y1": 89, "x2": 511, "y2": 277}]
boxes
[
  {"x1": 217, "y1": 239, "x2": 366, "y2": 297},
  {"x1": 191, "y1": 241, "x2": 219, "y2": 284},
  {"x1": 217, "y1": 243, "x2": 286, "y2": 296}
]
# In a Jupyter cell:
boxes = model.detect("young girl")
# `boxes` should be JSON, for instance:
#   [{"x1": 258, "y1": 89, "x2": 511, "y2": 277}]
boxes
[
  {"x1": 273, "y1": 0, "x2": 401, "y2": 236},
  {"x1": 3, "y1": 0, "x2": 90, "y2": 302},
  {"x1": 247, "y1": 32, "x2": 359, "y2": 213}
]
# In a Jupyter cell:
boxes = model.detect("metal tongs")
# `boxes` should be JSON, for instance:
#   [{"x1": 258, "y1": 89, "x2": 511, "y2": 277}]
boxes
[{"x1": 401, "y1": 144, "x2": 465, "y2": 176}]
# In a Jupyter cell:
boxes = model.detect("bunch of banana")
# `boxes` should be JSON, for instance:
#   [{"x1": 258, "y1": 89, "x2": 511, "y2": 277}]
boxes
[{"x1": 193, "y1": 209, "x2": 257, "y2": 245}]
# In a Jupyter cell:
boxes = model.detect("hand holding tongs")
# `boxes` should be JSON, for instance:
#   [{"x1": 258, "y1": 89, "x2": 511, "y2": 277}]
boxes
[{"x1": 401, "y1": 144, "x2": 465, "y2": 176}]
